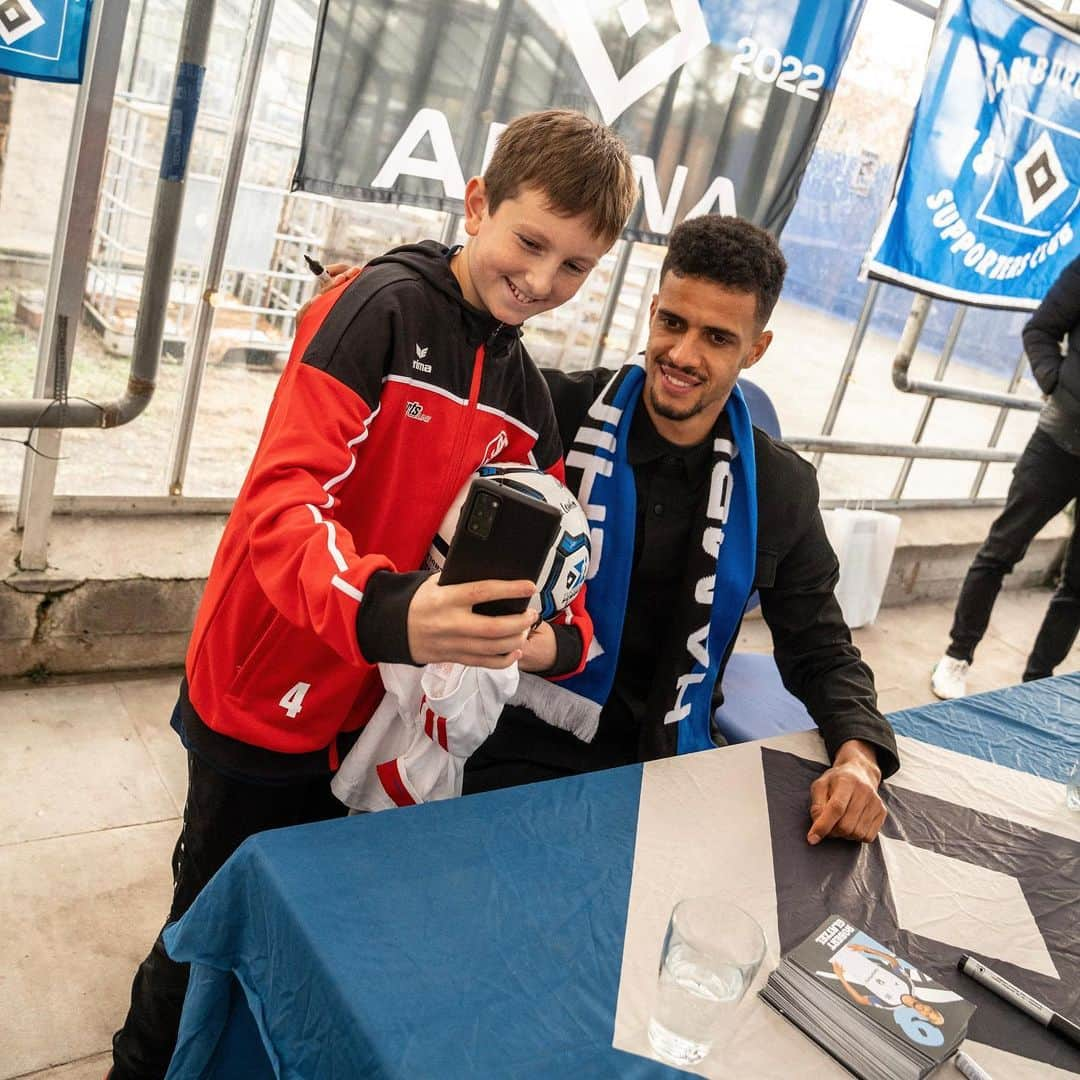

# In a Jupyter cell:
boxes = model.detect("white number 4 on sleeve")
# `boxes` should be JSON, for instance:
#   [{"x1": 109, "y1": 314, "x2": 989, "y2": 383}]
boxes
[{"x1": 279, "y1": 681, "x2": 311, "y2": 718}]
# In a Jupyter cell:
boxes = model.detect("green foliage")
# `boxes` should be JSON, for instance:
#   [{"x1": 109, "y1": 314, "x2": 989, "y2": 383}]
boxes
[{"x1": 0, "y1": 288, "x2": 38, "y2": 393}]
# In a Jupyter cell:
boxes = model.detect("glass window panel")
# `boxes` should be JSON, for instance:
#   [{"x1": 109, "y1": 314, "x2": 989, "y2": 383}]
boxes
[{"x1": 7, "y1": 0, "x2": 1066, "y2": 505}]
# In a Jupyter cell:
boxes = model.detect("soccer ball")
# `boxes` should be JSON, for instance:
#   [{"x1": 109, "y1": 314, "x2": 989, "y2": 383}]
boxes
[{"x1": 427, "y1": 463, "x2": 591, "y2": 620}]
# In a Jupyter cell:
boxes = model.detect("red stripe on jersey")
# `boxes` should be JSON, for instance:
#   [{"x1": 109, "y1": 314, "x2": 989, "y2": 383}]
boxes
[
  {"x1": 424, "y1": 708, "x2": 435, "y2": 740},
  {"x1": 437, "y1": 716, "x2": 448, "y2": 751},
  {"x1": 376, "y1": 759, "x2": 417, "y2": 806}
]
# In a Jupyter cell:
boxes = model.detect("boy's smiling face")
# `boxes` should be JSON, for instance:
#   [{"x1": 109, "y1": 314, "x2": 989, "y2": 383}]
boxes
[{"x1": 452, "y1": 179, "x2": 611, "y2": 326}]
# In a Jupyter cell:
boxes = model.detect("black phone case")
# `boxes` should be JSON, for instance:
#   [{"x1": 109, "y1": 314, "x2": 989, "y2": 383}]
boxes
[{"x1": 439, "y1": 478, "x2": 562, "y2": 616}]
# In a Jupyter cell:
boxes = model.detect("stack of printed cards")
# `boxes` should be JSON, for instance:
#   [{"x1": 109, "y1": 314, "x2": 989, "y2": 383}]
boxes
[{"x1": 761, "y1": 915, "x2": 975, "y2": 1080}]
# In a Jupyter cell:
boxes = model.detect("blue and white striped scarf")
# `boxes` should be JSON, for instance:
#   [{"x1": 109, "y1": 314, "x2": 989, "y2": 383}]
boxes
[{"x1": 512, "y1": 359, "x2": 758, "y2": 754}]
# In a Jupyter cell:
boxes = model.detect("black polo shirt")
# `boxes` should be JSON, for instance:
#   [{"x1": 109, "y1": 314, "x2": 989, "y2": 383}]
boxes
[{"x1": 465, "y1": 400, "x2": 714, "y2": 784}]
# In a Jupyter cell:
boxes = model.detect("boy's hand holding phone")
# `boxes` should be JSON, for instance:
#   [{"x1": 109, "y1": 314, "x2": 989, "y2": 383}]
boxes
[
  {"x1": 410, "y1": 471, "x2": 586, "y2": 673},
  {"x1": 407, "y1": 575, "x2": 537, "y2": 669}
]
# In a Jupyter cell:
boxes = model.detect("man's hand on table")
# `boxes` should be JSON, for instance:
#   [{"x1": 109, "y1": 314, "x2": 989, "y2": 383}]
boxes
[{"x1": 806, "y1": 739, "x2": 886, "y2": 845}]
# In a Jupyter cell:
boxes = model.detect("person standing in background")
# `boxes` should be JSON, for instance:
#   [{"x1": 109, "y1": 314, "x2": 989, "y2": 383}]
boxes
[{"x1": 932, "y1": 255, "x2": 1080, "y2": 699}]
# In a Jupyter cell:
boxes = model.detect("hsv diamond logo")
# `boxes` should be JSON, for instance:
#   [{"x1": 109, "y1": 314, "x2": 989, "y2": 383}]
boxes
[
  {"x1": 1014, "y1": 131, "x2": 1069, "y2": 225},
  {"x1": 0, "y1": 0, "x2": 45, "y2": 45},
  {"x1": 765, "y1": 749, "x2": 1080, "y2": 1071},
  {"x1": 553, "y1": 0, "x2": 711, "y2": 124},
  {"x1": 977, "y1": 109, "x2": 1080, "y2": 239}
]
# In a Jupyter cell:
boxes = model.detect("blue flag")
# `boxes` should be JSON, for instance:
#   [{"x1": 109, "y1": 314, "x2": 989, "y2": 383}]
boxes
[
  {"x1": 0, "y1": 0, "x2": 93, "y2": 83},
  {"x1": 867, "y1": 0, "x2": 1080, "y2": 310}
]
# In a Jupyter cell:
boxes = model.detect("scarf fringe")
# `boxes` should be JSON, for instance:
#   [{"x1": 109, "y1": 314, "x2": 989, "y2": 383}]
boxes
[{"x1": 510, "y1": 674, "x2": 601, "y2": 743}]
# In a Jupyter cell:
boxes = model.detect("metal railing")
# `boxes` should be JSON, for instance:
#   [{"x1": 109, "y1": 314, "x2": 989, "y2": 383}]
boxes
[{"x1": 791, "y1": 289, "x2": 1043, "y2": 509}]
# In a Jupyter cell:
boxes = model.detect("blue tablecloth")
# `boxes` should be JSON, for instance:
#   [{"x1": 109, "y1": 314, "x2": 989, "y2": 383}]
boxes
[
  {"x1": 889, "y1": 672, "x2": 1080, "y2": 783},
  {"x1": 165, "y1": 765, "x2": 684, "y2": 1079},
  {"x1": 164, "y1": 675, "x2": 1080, "y2": 1079}
]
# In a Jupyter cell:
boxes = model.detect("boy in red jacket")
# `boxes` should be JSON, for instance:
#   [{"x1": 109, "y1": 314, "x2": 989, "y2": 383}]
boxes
[{"x1": 110, "y1": 109, "x2": 637, "y2": 1079}]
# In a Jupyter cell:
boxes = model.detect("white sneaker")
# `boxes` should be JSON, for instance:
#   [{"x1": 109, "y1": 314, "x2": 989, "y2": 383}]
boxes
[{"x1": 931, "y1": 655, "x2": 970, "y2": 700}]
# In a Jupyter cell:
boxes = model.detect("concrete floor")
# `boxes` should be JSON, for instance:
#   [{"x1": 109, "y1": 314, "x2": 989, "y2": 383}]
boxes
[{"x1": 1, "y1": 588, "x2": 1077, "y2": 1080}]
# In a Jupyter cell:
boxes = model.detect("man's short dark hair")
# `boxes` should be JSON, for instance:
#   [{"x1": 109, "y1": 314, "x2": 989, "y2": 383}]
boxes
[{"x1": 660, "y1": 215, "x2": 787, "y2": 326}]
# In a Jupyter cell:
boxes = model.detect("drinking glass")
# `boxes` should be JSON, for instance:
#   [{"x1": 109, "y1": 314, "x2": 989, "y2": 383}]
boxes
[
  {"x1": 647, "y1": 897, "x2": 767, "y2": 1067},
  {"x1": 1067, "y1": 758, "x2": 1080, "y2": 811}
]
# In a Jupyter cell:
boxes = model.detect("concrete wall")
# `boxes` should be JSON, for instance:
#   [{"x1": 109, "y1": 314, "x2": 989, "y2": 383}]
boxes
[
  {"x1": 0, "y1": 513, "x2": 223, "y2": 679},
  {"x1": 0, "y1": 507, "x2": 1067, "y2": 680}
]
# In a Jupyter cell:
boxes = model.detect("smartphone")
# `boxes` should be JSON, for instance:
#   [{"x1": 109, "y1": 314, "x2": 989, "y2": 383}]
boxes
[{"x1": 439, "y1": 477, "x2": 561, "y2": 616}]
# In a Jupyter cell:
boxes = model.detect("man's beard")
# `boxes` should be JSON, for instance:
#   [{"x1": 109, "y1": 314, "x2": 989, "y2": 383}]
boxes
[
  {"x1": 647, "y1": 359, "x2": 707, "y2": 421},
  {"x1": 648, "y1": 384, "x2": 706, "y2": 421}
]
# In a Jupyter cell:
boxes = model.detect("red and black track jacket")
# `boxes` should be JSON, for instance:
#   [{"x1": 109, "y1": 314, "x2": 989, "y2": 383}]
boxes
[{"x1": 181, "y1": 242, "x2": 592, "y2": 777}]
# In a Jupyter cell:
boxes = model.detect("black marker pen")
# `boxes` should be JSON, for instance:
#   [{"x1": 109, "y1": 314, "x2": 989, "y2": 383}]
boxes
[
  {"x1": 303, "y1": 253, "x2": 332, "y2": 287},
  {"x1": 958, "y1": 954, "x2": 1080, "y2": 1048}
]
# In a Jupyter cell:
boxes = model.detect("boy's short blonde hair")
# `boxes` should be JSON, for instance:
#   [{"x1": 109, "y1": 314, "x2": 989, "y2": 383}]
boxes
[{"x1": 483, "y1": 110, "x2": 637, "y2": 247}]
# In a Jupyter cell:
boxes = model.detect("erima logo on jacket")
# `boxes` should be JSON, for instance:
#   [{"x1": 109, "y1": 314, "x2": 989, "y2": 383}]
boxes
[{"x1": 413, "y1": 343, "x2": 431, "y2": 373}]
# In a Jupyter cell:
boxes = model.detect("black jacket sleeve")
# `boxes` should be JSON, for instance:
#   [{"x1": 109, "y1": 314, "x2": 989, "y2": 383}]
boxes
[
  {"x1": 541, "y1": 366, "x2": 618, "y2": 445},
  {"x1": 1022, "y1": 257, "x2": 1080, "y2": 395},
  {"x1": 755, "y1": 434, "x2": 900, "y2": 778}
]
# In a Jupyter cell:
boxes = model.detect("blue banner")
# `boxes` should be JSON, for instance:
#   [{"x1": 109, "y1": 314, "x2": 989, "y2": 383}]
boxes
[
  {"x1": 0, "y1": 0, "x2": 92, "y2": 83},
  {"x1": 296, "y1": 0, "x2": 865, "y2": 241},
  {"x1": 867, "y1": 0, "x2": 1080, "y2": 310}
]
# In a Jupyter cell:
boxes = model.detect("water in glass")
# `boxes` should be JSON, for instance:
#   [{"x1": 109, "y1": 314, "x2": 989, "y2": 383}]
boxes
[
  {"x1": 647, "y1": 941, "x2": 747, "y2": 1065},
  {"x1": 1067, "y1": 759, "x2": 1080, "y2": 811}
]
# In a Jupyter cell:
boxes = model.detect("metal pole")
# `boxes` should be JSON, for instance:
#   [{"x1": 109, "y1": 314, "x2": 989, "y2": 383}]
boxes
[
  {"x1": 439, "y1": 0, "x2": 513, "y2": 248},
  {"x1": 812, "y1": 280, "x2": 880, "y2": 468},
  {"x1": 125, "y1": 0, "x2": 149, "y2": 93},
  {"x1": 892, "y1": 0, "x2": 937, "y2": 16},
  {"x1": 821, "y1": 496, "x2": 1006, "y2": 511},
  {"x1": 585, "y1": 238, "x2": 635, "y2": 367},
  {"x1": 585, "y1": 50, "x2": 680, "y2": 370},
  {"x1": 628, "y1": 265, "x2": 659, "y2": 354},
  {"x1": 788, "y1": 438, "x2": 1016, "y2": 462},
  {"x1": 15, "y1": 0, "x2": 130, "y2": 568},
  {"x1": 0, "y1": 0, "x2": 218, "y2": 430},
  {"x1": 167, "y1": 0, "x2": 276, "y2": 495},
  {"x1": 969, "y1": 348, "x2": 1031, "y2": 498},
  {"x1": 890, "y1": 304, "x2": 966, "y2": 499},
  {"x1": 890, "y1": 293, "x2": 1041, "y2": 409},
  {"x1": 439, "y1": 212, "x2": 463, "y2": 248}
]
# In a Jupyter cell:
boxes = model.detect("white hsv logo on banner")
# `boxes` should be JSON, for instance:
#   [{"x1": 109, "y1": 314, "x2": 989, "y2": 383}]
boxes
[
  {"x1": 0, "y1": 0, "x2": 45, "y2": 46},
  {"x1": 552, "y1": 0, "x2": 711, "y2": 123}
]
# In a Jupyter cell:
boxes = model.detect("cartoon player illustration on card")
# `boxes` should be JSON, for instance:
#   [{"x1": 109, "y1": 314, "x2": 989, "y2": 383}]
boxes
[{"x1": 818, "y1": 936, "x2": 965, "y2": 1047}]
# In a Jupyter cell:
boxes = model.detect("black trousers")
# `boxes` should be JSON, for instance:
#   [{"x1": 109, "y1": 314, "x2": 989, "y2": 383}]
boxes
[
  {"x1": 947, "y1": 428, "x2": 1080, "y2": 680},
  {"x1": 111, "y1": 739, "x2": 347, "y2": 1080}
]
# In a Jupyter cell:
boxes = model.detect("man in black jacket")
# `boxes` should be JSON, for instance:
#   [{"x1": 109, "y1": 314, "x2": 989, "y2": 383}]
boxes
[
  {"x1": 465, "y1": 214, "x2": 898, "y2": 844},
  {"x1": 931, "y1": 256, "x2": 1080, "y2": 699}
]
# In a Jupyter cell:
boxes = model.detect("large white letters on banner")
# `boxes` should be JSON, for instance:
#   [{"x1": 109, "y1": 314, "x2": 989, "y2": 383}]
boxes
[
  {"x1": 298, "y1": 0, "x2": 866, "y2": 240},
  {"x1": 371, "y1": 109, "x2": 468, "y2": 200},
  {"x1": 370, "y1": 108, "x2": 737, "y2": 222}
]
